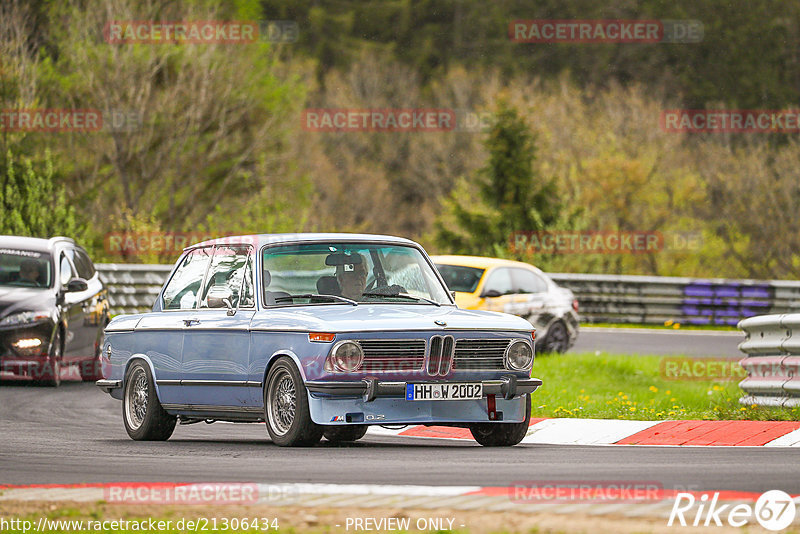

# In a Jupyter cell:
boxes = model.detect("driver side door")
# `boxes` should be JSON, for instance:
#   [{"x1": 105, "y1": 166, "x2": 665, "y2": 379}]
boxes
[
  {"x1": 479, "y1": 267, "x2": 516, "y2": 313},
  {"x1": 57, "y1": 251, "x2": 91, "y2": 363}
]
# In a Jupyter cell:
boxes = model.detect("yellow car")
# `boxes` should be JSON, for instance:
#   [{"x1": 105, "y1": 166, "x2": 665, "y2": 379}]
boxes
[{"x1": 432, "y1": 255, "x2": 579, "y2": 353}]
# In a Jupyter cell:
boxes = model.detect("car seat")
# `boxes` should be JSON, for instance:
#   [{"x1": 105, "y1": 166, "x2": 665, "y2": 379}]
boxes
[
  {"x1": 263, "y1": 269, "x2": 291, "y2": 305},
  {"x1": 316, "y1": 276, "x2": 341, "y2": 296}
]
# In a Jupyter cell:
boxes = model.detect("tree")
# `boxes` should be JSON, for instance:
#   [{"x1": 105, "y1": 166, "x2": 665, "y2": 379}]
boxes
[
  {"x1": 0, "y1": 149, "x2": 83, "y2": 239},
  {"x1": 434, "y1": 100, "x2": 563, "y2": 257},
  {"x1": 37, "y1": 0, "x2": 303, "y2": 236}
]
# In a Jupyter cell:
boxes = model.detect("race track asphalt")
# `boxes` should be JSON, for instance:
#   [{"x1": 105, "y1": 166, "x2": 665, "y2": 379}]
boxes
[
  {"x1": 2, "y1": 375, "x2": 797, "y2": 494},
  {"x1": 572, "y1": 327, "x2": 743, "y2": 357}
]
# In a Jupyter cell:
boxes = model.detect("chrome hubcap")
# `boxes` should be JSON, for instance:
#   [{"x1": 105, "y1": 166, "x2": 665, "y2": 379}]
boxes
[
  {"x1": 268, "y1": 369, "x2": 296, "y2": 436},
  {"x1": 125, "y1": 368, "x2": 148, "y2": 430}
]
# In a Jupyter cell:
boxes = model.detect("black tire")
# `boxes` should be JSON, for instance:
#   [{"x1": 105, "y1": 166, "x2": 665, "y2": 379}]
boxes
[
  {"x1": 80, "y1": 343, "x2": 105, "y2": 382},
  {"x1": 123, "y1": 361, "x2": 176, "y2": 441},
  {"x1": 540, "y1": 321, "x2": 569, "y2": 354},
  {"x1": 264, "y1": 357, "x2": 323, "y2": 447},
  {"x1": 469, "y1": 394, "x2": 531, "y2": 446},
  {"x1": 323, "y1": 425, "x2": 368, "y2": 443},
  {"x1": 34, "y1": 330, "x2": 62, "y2": 387}
]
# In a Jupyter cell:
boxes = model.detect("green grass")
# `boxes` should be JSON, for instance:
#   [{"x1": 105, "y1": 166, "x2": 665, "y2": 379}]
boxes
[
  {"x1": 530, "y1": 352, "x2": 800, "y2": 420},
  {"x1": 580, "y1": 322, "x2": 739, "y2": 332}
]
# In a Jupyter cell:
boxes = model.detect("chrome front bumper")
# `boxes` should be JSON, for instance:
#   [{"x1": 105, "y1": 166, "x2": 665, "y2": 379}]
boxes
[
  {"x1": 305, "y1": 376, "x2": 542, "y2": 402},
  {"x1": 96, "y1": 379, "x2": 121, "y2": 393}
]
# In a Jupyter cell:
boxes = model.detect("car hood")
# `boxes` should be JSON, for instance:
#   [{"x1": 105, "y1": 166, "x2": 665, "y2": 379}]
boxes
[
  {"x1": 108, "y1": 304, "x2": 536, "y2": 334},
  {"x1": 0, "y1": 286, "x2": 55, "y2": 319},
  {"x1": 249, "y1": 304, "x2": 534, "y2": 333}
]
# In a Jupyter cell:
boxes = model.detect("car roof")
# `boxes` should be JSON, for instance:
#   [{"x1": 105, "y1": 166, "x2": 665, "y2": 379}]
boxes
[
  {"x1": 190, "y1": 233, "x2": 418, "y2": 250},
  {"x1": 431, "y1": 255, "x2": 540, "y2": 271},
  {"x1": 0, "y1": 235, "x2": 75, "y2": 253}
]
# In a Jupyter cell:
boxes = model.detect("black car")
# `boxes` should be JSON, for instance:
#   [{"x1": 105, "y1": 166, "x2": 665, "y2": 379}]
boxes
[{"x1": 0, "y1": 236, "x2": 109, "y2": 386}]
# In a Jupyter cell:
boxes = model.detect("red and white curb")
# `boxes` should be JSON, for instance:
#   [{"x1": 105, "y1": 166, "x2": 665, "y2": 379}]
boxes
[
  {"x1": 369, "y1": 418, "x2": 800, "y2": 446},
  {"x1": 2, "y1": 483, "x2": 799, "y2": 523}
]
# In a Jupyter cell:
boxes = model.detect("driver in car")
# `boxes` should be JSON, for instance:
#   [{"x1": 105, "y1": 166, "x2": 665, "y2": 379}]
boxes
[
  {"x1": 18, "y1": 259, "x2": 42, "y2": 286},
  {"x1": 335, "y1": 253, "x2": 368, "y2": 301}
]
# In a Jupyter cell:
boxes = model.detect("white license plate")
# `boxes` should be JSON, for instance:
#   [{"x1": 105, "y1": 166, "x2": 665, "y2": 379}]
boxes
[{"x1": 405, "y1": 383, "x2": 483, "y2": 401}]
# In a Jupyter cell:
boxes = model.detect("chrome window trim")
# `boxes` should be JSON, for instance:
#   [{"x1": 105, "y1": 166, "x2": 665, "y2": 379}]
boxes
[{"x1": 238, "y1": 248, "x2": 256, "y2": 309}]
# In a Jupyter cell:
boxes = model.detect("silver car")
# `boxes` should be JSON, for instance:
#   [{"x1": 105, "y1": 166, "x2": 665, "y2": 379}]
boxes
[{"x1": 433, "y1": 255, "x2": 579, "y2": 353}]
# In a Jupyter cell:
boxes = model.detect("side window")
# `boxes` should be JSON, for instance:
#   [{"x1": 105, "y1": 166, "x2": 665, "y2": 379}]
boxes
[
  {"x1": 200, "y1": 246, "x2": 250, "y2": 309},
  {"x1": 59, "y1": 254, "x2": 74, "y2": 286},
  {"x1": 162, "y1": 248, "x2": 213, "y2": 310},
  {"x1": 240, "y1": 254, "x2": 255, "y2": 308},
  {"x1": 72, "y1": 248, "x2": 95, "y2": 279},
  {"x1": 483, "y1": 268, "x2": 513, "y2": 296},
  {"x1": 512, "y1": 268, "x2": 548, "y2": 294}
]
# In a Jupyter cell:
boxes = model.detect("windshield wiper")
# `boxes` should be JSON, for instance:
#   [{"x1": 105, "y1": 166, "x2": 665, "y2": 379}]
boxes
[
  {"x1": 274, "y1": 293, "x2": 358, "y2": 306},
  {"x1": 362, "y1": 291, "x2": 441, "y2": 307}
]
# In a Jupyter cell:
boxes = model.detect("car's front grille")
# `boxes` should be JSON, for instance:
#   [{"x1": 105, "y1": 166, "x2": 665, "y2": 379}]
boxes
[
  {"x1": 426, "y1": 335, "x2": 454, "y2": 376},
  {"x1": 357, "y1": 339, "x2": 426, "y2": 372},
  {"x1": 453, "y1": 339, "x2": 510, "y2": 370}
]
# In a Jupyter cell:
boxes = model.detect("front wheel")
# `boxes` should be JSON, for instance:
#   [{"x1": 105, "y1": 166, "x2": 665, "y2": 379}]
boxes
[
  {"x1": 123, "y1": 361, "x2": 176, "y2": 440},
  {"x1": 469, "y1": 394, "x2": 531, "y2": 446},
  {"x1": 264, "y1": 357, "x2": 323, "y2": 447},
  {"x1": 34, "y1": 330, "x2": 62, "y2": 387}
]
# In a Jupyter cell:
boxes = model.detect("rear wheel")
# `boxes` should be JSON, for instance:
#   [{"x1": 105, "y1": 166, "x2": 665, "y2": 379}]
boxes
[
  {"x1": 469, "y1": 394, "x2": 531, "y2": 446},
  {"x1": 264, "y1": 357, "x2": 323, "y2": 447},
  {"x1": 123, "y1": 361, "x2": 176, "y2": 440},
  {"x1": 323, "y1": 425, "x2": 368, "y2": 443}
]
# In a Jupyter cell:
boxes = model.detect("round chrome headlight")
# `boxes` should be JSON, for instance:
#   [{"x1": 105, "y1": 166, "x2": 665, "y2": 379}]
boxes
[
  {"x1": 329, "y1": 341, "x2": 364, "y2": 372},
  {"x1": 505, "y1": 340, "x2": 533, "y2": 371}
]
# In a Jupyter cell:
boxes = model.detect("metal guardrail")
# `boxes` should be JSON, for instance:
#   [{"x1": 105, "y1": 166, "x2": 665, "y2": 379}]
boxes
[
  {"x1": 97, "y1": 264, "x2": 172, "y2": 315},
  {"x1": 550, "y1": 273, "x2": 800, "y2": 326},
  {"x1": 737, "y1": 314, "x2": 800, "y2": 407},
  {"x1": 98, "y1": 264, "x2": 800, "y2": 326}
]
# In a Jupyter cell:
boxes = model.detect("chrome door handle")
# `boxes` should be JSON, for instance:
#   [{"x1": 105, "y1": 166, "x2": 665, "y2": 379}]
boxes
[{"x1": 183, "y1": 318, "x2": 200, "y2": 327}]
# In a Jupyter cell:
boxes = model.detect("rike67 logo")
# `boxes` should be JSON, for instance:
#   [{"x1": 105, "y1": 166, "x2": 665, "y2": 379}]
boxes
[{"x1": 669, "y1": 490, "x2": 796, "y2": 530}]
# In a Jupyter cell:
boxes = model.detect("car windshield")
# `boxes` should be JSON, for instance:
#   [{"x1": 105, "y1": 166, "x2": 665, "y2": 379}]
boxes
[
  {"x1": 0, "y1": 249, "x2": 53, "y2": 288},
  {"x1": 262, "y1": 242, "x2": 451, "y2": 306},
  {"x1": 435, "y1": 264, "x2": 485, "y2": 293}
]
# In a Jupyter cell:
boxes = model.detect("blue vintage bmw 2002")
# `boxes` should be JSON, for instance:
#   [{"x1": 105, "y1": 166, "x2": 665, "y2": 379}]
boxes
[{"x1": 97, "y1": 234, "x2": 541, "y2": 446}]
